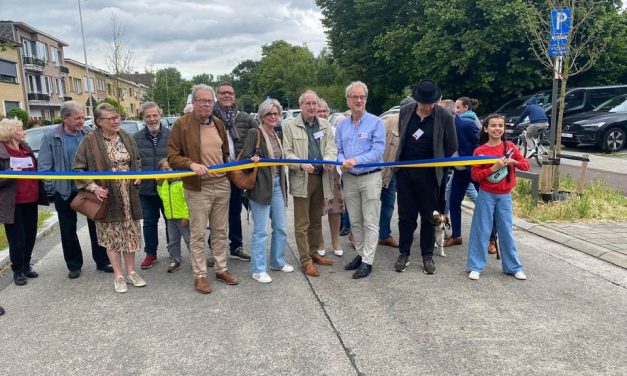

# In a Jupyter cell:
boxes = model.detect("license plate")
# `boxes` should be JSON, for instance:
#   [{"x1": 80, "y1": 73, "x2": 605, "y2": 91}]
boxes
[
  {"x1": 562, "y1": 133, "x2": 573, "y2": 138},
  {"x1": 505, "y1": 129, "x2": 513, "y2": 133}
]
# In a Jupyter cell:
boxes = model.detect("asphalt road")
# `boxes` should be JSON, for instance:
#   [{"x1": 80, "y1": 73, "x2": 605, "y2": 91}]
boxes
[{"x1": 0, "y1": 200, "x2": 625, "y2": 375}]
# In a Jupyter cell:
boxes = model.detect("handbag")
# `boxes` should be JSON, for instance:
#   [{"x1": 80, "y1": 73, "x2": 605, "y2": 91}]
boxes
[
  {"x1": 228, "y1": 128, "x2": 261, "y2": 191},
  {"x1": 70, "y1": 134, "x2": 109, "y2": 220}
]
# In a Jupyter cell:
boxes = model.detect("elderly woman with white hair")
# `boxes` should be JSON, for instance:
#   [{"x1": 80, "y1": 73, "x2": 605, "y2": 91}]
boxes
[
  {"x1": 0, "y1": 117, "x2": 48, "y2": 286},
  {"x1": 239, "y1": 98, "x2": 294, "y2": 283}
]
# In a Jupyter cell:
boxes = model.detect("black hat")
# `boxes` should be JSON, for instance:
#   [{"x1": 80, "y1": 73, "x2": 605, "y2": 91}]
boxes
[{"x1": 411, "y1": 79, "x2": 441, "y2": 104}]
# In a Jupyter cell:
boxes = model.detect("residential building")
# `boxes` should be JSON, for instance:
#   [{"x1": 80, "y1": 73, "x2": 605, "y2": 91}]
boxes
[
  {"x1": 0, "y1": 21, "x2": 70, "y2": 121},
  {"x1": 65, "y1": 58, "x2": 109, "y2": 117},
  {"x1": 119, "y1": 71, "x2": 154, "y2": 88},
  {"x1": 0, "y1": 34, "x2": 27, "y2": 118}
]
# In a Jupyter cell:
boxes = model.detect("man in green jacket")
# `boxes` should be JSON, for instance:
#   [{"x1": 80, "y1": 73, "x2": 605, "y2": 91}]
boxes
[{"x1": 283, "y1": 90, "x2": 337, "y2": 277}]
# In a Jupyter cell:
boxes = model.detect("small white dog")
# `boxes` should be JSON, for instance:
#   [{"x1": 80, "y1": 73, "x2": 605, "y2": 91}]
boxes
[{"x1": 432, "y1": 210, "x2": 451, "y2": 257}]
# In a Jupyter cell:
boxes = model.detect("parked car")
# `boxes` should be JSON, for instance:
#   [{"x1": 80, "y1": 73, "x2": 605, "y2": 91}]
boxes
[
  {"x1": 561, "y1": 94, "x2": 627, "y2": 152},
  {"x1": 24, "y1": 124, "x2": 58, "y2": 157},
  {"x1": 379, "y1": 106, "x2": 400, "y2": 119},
  {"x1": 120, "y1": 120, "x2": 144, "y2": 134},
  {"x1": 500, "y1": 85, "x2": 627, "y2": 140},
  {"x1": 160, "y1": 116, "x2": 179, "y2": 128}
]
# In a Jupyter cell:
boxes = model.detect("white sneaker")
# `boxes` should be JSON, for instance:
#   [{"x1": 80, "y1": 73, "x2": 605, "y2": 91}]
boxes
[
  {"x1": 271, "y1": 264, "x2": 294, "y2": 273},
  {"x1": 468, "y1": 271, "x2": 480, "y2": 280},
  {"x1": 114, "y1": 276, "x2": 128, "y2": 293},
  {"x1": 514, "y1": 271, "x2": 527, "y2": 280},
  {"x1": 127, "y1": 271, "x2": 147, "y2": 287},
  {"x1": 333, "y1": 249, "x2": 343, "y2": 256},
  {"x1": 317, "y1": 249, "x2": 326, "y2": 256},
  {"x1": 252, "y1": 272, "x2": 272, "y2": 283}
]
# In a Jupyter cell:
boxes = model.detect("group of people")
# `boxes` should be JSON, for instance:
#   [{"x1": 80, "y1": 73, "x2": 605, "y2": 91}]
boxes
[{"x1": 0, "y1": 78, "x2": 530, "y2": 300}]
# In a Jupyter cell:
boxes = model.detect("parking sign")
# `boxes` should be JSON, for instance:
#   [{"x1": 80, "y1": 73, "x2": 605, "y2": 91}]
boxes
[{"x1": 549, "y1": 9, "x2": 571, "y2": 57}]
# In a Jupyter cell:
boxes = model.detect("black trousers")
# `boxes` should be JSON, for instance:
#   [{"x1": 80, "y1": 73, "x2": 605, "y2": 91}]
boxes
[
  {"x1": 396, "y1": 169, "x2": 439, "y2": 257},
  {"x1": 5, "y1": 202, "x2": 38, "y2": 273},
  {"x1": 54, "y1": 192, "x2": 109, "y2": 271}
]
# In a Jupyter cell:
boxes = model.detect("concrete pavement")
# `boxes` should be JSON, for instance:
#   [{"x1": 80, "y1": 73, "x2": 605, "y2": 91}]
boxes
[{"x1": 0, "y1": 199, "x2": 626, "y2": 375}]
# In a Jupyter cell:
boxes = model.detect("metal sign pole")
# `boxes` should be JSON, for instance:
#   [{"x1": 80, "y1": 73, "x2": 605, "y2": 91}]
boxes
[{"x1": 548, "y1": 56, "x2": 561, "y2": 160}]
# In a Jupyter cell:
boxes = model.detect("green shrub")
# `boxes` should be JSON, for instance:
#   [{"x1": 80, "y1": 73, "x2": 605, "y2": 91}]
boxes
[
  {"x1": 6, "y1": 108, "x2": 29, "y2": 128},
  {"x1": 42, "y1": 119, "x2": 52, "y2": 125},
  {"x1": 52, "y1": 116, "x2": 63, "y2": 124}
]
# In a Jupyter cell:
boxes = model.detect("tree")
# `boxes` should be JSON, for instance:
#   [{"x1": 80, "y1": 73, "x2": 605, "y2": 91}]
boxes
[
  {"x1": 104, "y1": 14, "x2": 135, "y2": 102},
  {"x1": 6, "y1": 108, "x2": 29, "y2": 128},
  {"x1": 144, "y1": 67, "x2": 189, "y2": 115},
  {"x1": 101, "y1": 96, "x2": 126, "y2": 118},
  {"x1": 521, "y1": 0, "x2": 625, "y2": 192}
]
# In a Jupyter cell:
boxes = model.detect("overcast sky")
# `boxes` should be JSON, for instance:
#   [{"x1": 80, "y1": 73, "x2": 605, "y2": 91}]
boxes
[{"x1": 0, "y1": 0, "x2": 327, "y2": 78}]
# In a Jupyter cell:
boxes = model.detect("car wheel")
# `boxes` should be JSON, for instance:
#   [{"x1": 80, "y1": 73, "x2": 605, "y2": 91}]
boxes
[{"x1": 601, "y1": 127, "x2": 625, "y2": 152}]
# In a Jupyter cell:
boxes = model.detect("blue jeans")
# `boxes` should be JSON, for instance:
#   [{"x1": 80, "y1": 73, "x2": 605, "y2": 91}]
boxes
[
  {"x1": 379, "y1": 174, "x2": 396, "y2": 239},
  {"x1": 444, "y1": 170, "x2": 478, "y2": 214},
  {"x1": 166, "y1": 219, "x2": 190, "y2": 262},
  {"x1": 449, "y1": 169, "x2": 479, "y2": 238},
  {"x1": 249, "y1": 176, "x2": 287, "y2": 273},
  {"x1": 467, "y1": 190, "x2": 523, "y2": 274},
  {"x1": 139, "y1": 194, "x2": 167, "y2": 256}
]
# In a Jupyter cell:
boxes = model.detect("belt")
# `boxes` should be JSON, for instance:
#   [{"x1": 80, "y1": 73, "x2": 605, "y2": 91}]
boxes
[{"x1": 347, "y1": 169, "x2": 381, "y2": 177}]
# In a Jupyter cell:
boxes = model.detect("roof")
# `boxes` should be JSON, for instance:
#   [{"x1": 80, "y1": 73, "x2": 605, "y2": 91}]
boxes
[{"x1": 0, "y1": 21, "x2": 68, "y2": 47}]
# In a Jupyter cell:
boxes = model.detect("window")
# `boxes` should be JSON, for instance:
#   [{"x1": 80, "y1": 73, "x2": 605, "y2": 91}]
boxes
[
  {"x1": 35, "y1": 41, "x2": 47, "y2": 60},
  {"x1": 83, "y1": 76, "x2": 95, "y2": 92},
  {"x1": 72, "y1": 77, "x2": 82, "y2": 94},
  {"x1": 50, "y1": 46, "x2": 59, "y2": 65},
  {"x1": 21, "y1": 38, "x2": 34, "y2": 57},
  {"x1": 43, "y1": 76, "x2": 52, "y2": 94},
  {"x1": 55, "y1": 78, "x2": 65, "y2": 96},
  {"x1": 0, "y1": 59, "x2": 18, "y2": 84},
  {"x1": 97, "y1": 78, "x2": 105, "y2": 91},
  {"x1": 564, "y1": 90, "x2": 584, "y2": 110},
  {"x1": 590, "y1": 88, "x2": 627, "y2": 108},
  {"x1": 4, "y1": 101, "x2": 20, "y2": 114}
]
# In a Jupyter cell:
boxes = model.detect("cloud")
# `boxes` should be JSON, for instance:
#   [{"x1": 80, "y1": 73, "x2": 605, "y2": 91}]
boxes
[{"x1": 0, "y1": 0, "x2": 327, "y2": 78}]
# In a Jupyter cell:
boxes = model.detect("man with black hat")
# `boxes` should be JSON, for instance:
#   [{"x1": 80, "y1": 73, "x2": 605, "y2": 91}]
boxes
[{"x1": 393, "y1": 79, "x2": 457, "y2": 274}]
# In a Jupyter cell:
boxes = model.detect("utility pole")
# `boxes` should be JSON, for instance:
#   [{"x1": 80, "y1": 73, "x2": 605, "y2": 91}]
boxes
[
  {"x1": 77, "y1": 0, "x2": 94, "y2": 116},
  {"x1": 164, "y1": 69, "x2": 171, "y2": 116}
]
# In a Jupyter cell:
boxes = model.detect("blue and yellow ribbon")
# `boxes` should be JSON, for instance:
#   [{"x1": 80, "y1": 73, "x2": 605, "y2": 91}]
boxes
[{"x1": 0, "y1": 156, "x2": 498, "y2": 180}]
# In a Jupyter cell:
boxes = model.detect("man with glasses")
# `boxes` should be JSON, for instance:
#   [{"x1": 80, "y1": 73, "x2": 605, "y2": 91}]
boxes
[
  {"x1": 283, "y1": 90, "x2": 337, "y2": 277},
  {"x1": 38, "y1": 101, "x2": 112, "y2": 279},
  {"x1": 336, "y1": 81, "x2": 386, "y2": 279},
  {"x1": 168, "y1": 84, "x2": 237, "y2": 294},
  {"x1": 210, "y1": 82, "x2": 256, "y2": 262},
  {"x1": 134, "y1": 102, "x2": 171, "y2": 270}
]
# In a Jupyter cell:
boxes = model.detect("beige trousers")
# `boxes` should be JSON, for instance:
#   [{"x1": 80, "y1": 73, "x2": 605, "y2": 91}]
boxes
[
  {"x1": 185, "y1": 178, "x2": 230, "y2": 277},
  {"x1": 293, "y1": 174, "x2": 324, "y2": 266}
]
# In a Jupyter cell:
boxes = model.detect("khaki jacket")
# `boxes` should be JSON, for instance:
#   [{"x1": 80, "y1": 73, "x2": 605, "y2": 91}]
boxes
[
  {"x1": 167, "y1": 113, "x2": 229, "y2": 192},
  {"x1": 381, "y1": 114, "x2": 400, "y2": 188},
  {"x1": 282, "y1": 115, "x2": 337, "y2": 199}
]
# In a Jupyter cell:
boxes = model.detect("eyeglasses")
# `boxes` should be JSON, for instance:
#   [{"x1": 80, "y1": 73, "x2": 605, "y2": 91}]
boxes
[
  {"x1": 349, "y1": 95, "x2": 367, "y2": 101},
  {"x1": 218, "y1": 91, "x2": 235, "y2": 96},
  {"x1": 100, "y1": 116, "x2": 120, "y2": 122},
  {"x1": 194, "y1": 99, "x2": 214, "y2": 105},
  {"x1": 265, "y1": 112, "x2": 280, "y2": 118}
]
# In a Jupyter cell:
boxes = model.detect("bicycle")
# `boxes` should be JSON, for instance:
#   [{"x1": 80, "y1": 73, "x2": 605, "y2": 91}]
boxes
[{"x1": 515, "y1": 126, "x2": 550, "y2": 167}]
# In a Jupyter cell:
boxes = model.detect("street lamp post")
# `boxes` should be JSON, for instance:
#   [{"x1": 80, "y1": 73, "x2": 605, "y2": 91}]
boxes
[{"x1": 77, "y1": 0, "x2": 94, "y2": 116}]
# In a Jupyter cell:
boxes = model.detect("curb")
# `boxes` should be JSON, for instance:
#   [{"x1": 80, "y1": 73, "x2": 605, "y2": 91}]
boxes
[
  {"x1": 461, "y1": 201, "x2": 627, "y2": 270},
  {"x1": 0, "y1": 211, "x2": 59, "y2": 270}
]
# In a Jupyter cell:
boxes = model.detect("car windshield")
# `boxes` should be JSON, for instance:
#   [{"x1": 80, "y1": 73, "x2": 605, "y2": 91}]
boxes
[
  {"x1": 120, "y1": 121, "x2": 142, "y2": 134},
  {"x1": 595, "y1": 94, "x2": 627, "y2": 113}
]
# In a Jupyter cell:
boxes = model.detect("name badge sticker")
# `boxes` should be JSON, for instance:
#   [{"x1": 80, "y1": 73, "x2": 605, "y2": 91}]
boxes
[
  {"x1": 412, "y1": 129, "x2": 424, "y2": 140},
  {"x1": 357, "y1": 132, "x2": 368, "y2": 139},
  {"x1": 313, "y1": 130, "x2": 325, "y2": 140},
  {"x1": 10, "y1": 157, "x2": 33, "y2": 169}
]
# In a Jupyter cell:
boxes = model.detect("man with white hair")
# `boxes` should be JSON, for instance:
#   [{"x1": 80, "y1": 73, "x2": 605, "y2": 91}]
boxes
[
  {"x1": 38, "y1": 100, "x2": 112, "y2": 279},
  {"x1": 336, "y1": 81, "x2": 386, "y2": 279},
  {"x1": 134, "y1": 102, "x2": 171, "y2": 270},
  {"x1": 168, "y1": 84, "x2": 237, "y2": 294}
]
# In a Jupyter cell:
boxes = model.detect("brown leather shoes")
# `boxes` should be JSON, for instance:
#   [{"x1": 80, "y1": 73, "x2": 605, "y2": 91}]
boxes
[
  {"x1": 302, "y1": 263, "x2": 320, "y2": 277},
  {"x1": 216, "y1": 270, "x2": 239, "y2": 285},
  {"x1": 443, "y1": 237, "x2": 462, "y2": 247},
  {"x1": 312, "y1": 255, "x2": 334, "y2": 266},
  {"x1": 194, "y1": 277, "x2": 212, "y2": 294},
  {"x1": 378, "y1": 237, "x2": 399, "y2": 248}
]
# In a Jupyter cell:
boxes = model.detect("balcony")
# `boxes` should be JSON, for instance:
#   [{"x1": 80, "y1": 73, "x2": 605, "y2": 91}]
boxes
[
  {"x1": 28, "y1": 93, "x2": 50, "y2": 101},
  {"x1": 59, "y1": 65, "x2": 69, "y2": 77},
  {"x1": 63, "y1": 96, "x2": 73, "y2": 101},
  {"x1": 22, "y1": 56, "x2": 46, "y2": 72}
]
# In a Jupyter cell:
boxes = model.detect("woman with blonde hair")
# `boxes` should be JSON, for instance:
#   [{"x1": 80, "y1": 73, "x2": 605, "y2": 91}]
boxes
[
  {"x1": 0, "y1": 117, "x2": 48, "y2": 286},
  {"x1": 73, "y1": 103, "x2": 146, "y2": 293}
]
